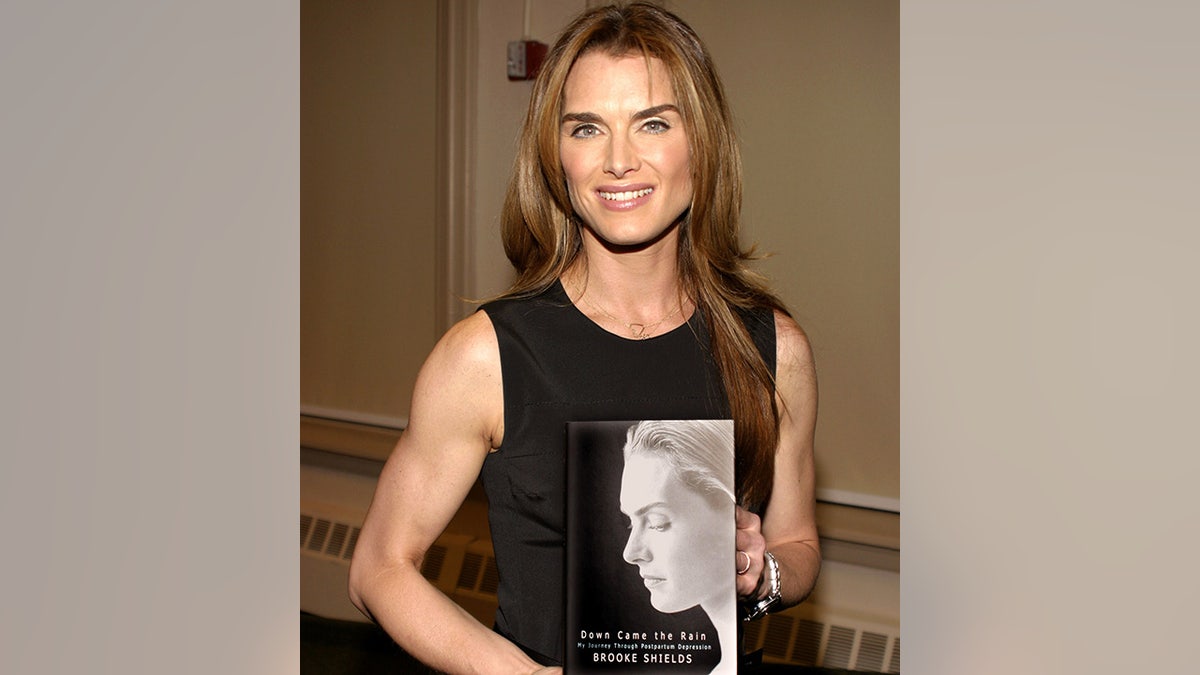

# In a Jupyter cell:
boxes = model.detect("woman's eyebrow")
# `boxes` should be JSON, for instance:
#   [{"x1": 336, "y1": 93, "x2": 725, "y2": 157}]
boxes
[
  {"x1": 632, "y1": 104, "x2": 679, "y2": 121},
  {"x1": 561, "y1": 111, "x2": 602, "y2": 125}
]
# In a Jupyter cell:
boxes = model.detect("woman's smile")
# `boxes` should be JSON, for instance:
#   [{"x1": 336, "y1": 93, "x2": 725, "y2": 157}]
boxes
[{"x1": 596, "y1": 184, "x2": 655, "y2": 211}]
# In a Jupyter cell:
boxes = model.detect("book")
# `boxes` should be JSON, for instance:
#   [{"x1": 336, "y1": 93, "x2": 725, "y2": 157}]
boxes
[{"x1": 565, "y1": 420, "x2": 738, "y2": 673}]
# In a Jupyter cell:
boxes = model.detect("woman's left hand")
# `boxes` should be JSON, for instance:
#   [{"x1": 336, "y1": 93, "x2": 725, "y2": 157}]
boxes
[{"x1": 734, "y1": 505, "x2": 768, "y2": 599}]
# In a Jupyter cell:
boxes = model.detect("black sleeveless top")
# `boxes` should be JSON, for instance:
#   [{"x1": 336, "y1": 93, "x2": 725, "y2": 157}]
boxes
[{"x1": 478, "y1": 280, "x2": 776, "y2": 665}]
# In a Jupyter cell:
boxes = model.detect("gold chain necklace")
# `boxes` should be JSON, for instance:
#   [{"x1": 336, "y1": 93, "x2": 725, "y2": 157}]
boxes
[{"x1": 581, "y1": 294, "x2": 684, "y2": 340}]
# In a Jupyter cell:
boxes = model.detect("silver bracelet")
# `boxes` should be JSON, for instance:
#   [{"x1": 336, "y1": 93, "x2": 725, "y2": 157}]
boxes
[{"x1": 743, "y1": 551, "x2": 781, "y2": 621}]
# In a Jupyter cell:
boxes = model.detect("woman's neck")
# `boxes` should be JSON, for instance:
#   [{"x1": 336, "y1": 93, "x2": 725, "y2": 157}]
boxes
[
  {"x1": 562, "y1": 232, "x2": 688, "y2": 327},
  {"x1": 702, "y1": 595, "x2": 739, "y2": 673}
]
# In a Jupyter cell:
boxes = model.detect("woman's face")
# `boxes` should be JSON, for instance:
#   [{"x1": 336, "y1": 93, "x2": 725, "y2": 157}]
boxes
[
  {"x1": 559, "y1": 51, "x2": 693, "y2": 250},
  {"x1": 620, "y1": 452, "x2": 731, "y2": 613}
]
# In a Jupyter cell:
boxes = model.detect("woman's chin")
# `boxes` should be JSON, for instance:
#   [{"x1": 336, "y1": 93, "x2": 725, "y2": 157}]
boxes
[{"x1": 649, "y1": 595, "x2": 690, "y2": 615}]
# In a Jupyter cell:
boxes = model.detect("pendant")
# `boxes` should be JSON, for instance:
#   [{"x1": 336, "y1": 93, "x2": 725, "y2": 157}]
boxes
[{"x1": 629, "y1": 323, "x2": 647, "y2": 339}]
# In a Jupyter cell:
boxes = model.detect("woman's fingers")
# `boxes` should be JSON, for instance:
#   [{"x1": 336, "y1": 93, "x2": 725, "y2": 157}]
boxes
[{"x1": 734, "y1": 506, "x2": 767, "y2": 597}]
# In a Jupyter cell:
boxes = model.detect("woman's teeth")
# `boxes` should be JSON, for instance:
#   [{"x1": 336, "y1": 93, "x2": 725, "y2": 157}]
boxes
[{"x1": 599, "y1": 187, "x2": 653, "y2": 201}]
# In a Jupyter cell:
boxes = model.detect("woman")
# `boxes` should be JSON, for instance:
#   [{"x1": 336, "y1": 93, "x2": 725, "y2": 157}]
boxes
[
  {"x1": 348, "y1": 3, "x2": 821, "y2": 672},
  {"x1": 620, "y1": 419, "x2": 738, "y2": 673}
]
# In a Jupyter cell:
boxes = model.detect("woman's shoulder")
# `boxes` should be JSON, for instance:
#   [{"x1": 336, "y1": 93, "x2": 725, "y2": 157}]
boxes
[
  {"x1": 772, "y1": 309, "x2": 816, "y2": 382},
  {"x1": 424, "y1": 310, "x2": 502, "y2": 379},
  {"x1": 409, "y1": 310, "x2": 504, "y2": 442},
  {"x1": 772, "y1": 309, "x2": 809, "y2": 347}
]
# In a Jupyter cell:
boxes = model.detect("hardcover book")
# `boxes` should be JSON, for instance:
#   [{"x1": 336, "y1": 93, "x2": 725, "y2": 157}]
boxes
[{"x1": 565, "y1": 420, "x2": 737, "y2": 673}]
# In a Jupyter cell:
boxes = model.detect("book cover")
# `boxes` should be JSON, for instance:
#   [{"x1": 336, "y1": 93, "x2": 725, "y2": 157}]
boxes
[{"x1": 565, "y1": 419, "x2": 737, "y2": 673}]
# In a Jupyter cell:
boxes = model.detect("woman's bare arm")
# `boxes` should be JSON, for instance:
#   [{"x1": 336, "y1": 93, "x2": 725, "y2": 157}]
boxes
[
  {"x1": 735, "y1": 310, "x2": 822, "y2": 607},
  {"x1": 347, "y1": 311, "x2": 554, "y2": 674}
]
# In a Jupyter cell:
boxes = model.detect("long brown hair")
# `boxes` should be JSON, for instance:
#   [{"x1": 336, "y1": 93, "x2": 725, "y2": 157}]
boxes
[{"x1": 500, "y1": 2, "x2": 786, "y2": 510}]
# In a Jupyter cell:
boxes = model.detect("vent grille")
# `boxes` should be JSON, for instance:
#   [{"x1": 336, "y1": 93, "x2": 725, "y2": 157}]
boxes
[
  {"x1": 421, "y1": 544, "x2": 447, "y2": 581},
  {"x1": 823, "y1": 625, "x2": 855, "y2": 668},
  {"x1": 792, "y1": 618, "x2": 823, "y2": 666},
  {"x1": 457, "y1": 552, "x2": 484, "y2": 590},
  {"x1": 858, "y1": 631, "x2": 889, "y2": 671},
  {"x1": 445, "y1": 541, "x2": 504, "y2": 598},
  {"x1": 327, "y1": 523, "x2": 350, "y2": 557},
  {"x1": 300, "y1": 513, "x2": 362, "y2": 561},
  {"x1": 307, "y1": 518, "x2": 330, "y2": 552},
  {"x1": 745, "y1": 611, "x2": 900, "y2": 673},
  {"x1": 301, "y1": 514, "x2": 313, "y2": 546},
  {"x1": 342, "y1": 526, "x2": 359, "y2": 560},
  {"x1": 762, "y1": 614, "x2": 794, "y2": 660}
]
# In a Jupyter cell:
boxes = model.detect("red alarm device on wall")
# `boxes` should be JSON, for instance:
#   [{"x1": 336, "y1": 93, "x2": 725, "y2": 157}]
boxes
[{"x1": 507, "y1": 40, "x2": 547, "y2": 81}]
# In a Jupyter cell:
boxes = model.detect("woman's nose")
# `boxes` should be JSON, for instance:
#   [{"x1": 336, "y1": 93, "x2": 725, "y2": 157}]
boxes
[
  {"x1": 604, "y1": 133, "x2": 640, "y2": 178},
  {"x1": 623, "y1": 527, "x2": 650, "y2": 564}
]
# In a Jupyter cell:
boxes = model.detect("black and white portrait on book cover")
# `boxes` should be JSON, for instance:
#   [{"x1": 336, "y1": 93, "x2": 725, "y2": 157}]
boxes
[{"x1": 565, "y1": 419, "x2": 737, "y2": 673}]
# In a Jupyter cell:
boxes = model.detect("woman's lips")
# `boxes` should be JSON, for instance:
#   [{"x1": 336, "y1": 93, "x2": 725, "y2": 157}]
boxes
[
  {"x1": 596, "y1": 186, "x2": 654, "y2": 211},
  {"x1": 642, "y1": 575, "x2": 665, "y2": 588}
]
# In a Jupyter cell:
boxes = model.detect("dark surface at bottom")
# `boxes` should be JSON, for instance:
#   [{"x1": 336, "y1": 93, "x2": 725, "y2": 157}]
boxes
[
  {"x1": 301, "y1": 612, "x2": 881, "y2": 675},
  {"x1": 302, "y1": 612, "x2": 436, "y2": 674}
]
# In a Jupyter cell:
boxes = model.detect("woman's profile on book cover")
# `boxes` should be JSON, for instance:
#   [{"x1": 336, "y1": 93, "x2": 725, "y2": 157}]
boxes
[{"x1": 566, "y1": 420, "x2": 736, "y2": 673}]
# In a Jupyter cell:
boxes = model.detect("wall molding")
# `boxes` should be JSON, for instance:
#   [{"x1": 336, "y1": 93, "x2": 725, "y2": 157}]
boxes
[
  {"x1": 816, "y1": 488, "x2": 899, "y2": 514},
  {"x1": 435, "y1": 0, "x2": 478, "y2": 335},
  {"x1": 300, "y1": 411, "x2": 402, "y2": 463}
]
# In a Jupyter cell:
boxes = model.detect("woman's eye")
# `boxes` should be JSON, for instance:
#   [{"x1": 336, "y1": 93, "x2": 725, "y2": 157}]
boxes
[
  {"x1": 642, "y1": 119, "x2": 670, "y2": 134},
  {"x1": 646, "y1": 517, "x2": 671, "y2": 532},
  {"x1": 570, "y1": 124, "x2": 600, "y2": 138}
]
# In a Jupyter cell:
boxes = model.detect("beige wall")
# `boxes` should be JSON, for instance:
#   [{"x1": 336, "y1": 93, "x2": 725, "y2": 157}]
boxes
[
  {"x1": 301, "y1": 1, "x2": 439, "y2": 423},
  {"x1": 470, "y1": 0, "x2": 589, "y2": 301}
]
